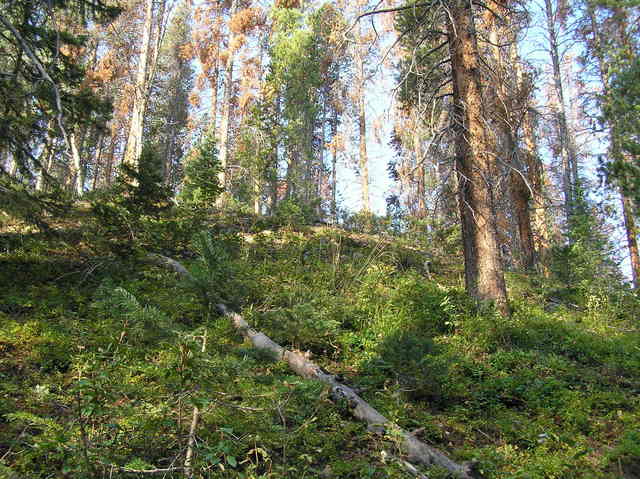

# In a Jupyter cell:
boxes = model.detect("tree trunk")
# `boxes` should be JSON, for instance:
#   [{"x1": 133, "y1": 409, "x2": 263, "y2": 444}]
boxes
[
  {"x1": 123, "y1": 0, "x2": 154, "y2": 169},
  {"x1": 70, "y1": 132, "x2": 83, "y2": 196},
  {"x1": 413, "y1": 118, "x2": 427, "y2": 219},
  {"x1": 447, "y1": 0, "x2": 509, "y2": 314},
  {"x1": 355, "y1": 22, "x2": 370, "y2": 213},
  {"x1": 91, "y1": 133, "x2": 105, "y2": 192},
  {"x1": 620, "y1": 192, "x2": 640, "y2": 288},
  {"x1": 543, "y1": 0, "x2": 577, "y2": 224},
  {"x1": 509, "y1": 148, "x2": 536, "y2": 271},
  {"x1": 331, "y1": 108, "x2": 338, "y2": 223},
  {"x1": 217, "y1": 0, "x2": 240, "y2": 203},
  {"x1": 522, "y1": 107, "x2": 551, "y2": 273}
]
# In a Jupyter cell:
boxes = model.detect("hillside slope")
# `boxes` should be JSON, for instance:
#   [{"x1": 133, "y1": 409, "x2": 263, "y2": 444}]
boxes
[{"x1": 1, "y1": 218, "x2": 639, "y2": 478}]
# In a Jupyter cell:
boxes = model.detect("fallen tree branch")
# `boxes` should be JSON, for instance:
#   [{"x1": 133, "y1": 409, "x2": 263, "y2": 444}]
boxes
[
  {"x1": 217, "y1": 304, "x2": 478, "y2": 478},
  {"x1": 148, "y1": 254, "x2": 479, "y2": 478},
  {"x1": 100, "y1": 463, "x2": 184, "y2": 475}
]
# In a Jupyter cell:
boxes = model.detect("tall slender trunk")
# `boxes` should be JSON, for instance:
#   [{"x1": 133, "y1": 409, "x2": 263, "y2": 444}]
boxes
[
  {"x1": 36, "y1": 121, "x2": 55, "y2": 191},
  {"x1": 447, "y1": 1, "x2": 509, "y2": 314},
  {"x1": 355, "y1": 22, "x2": 370, "y2": 213},
  {"x1": 317, "y1": 98, "x2": 327, "y2": 219},
  {"x1": 621, "y1": 194, "x2": 640, "y2": 287},
  {"x1": 414, "y1": 123, "x2": 427, "y2": 218},
  {"x1": 522, "y1": 106, "x2": 551, "y2": 273},
  {"x1": 70, "y1": 132, "x2": 83, "y2": 196},
  {"x1": 123, "y1": 0, "x2": 154, "y2": 168},
  {"x1": 543, "y1": 0, "x2": 577, "y2": 223},
  {"x1": 508, "y1": 142, "x2": 536, "y2": 270},
  {"x1": 331, "y1": 108, "x2": 338, "y2": 222},
  {"x1": 217, "y1": 0, "x2": 239, "y2": 201},
  {"x1": 92, "y1": 134, "x2": 104, "y2": 191},
  {"x1": 105, "y1": 138, "x2": 117, "y2": 187}
]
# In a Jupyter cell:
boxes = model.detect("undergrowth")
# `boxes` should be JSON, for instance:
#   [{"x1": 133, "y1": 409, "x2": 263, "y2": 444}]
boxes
[{"x1": 0, "y1": 216, "x2": 638, "y2": 478}]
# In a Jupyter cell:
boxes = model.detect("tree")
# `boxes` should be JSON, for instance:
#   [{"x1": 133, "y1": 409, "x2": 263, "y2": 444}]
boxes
[
  {"x1": 146, "y1": 0, "x2": 194, "y2": 188},
  {"x1": 123, "y1": 0, "x2": 167, "y2": 170},
  {"x1": 580, "y1": 0, "x2": 640, "y2": 286},
  {"x1": 543, "y1": 0, "x2": 580, "y2": 225},
  {"x1": 0, "y1": 0, "x2": 118, "y2": 219},
  {"x1": 393, "y1": 0, "x2": 509, "y2": 313}
]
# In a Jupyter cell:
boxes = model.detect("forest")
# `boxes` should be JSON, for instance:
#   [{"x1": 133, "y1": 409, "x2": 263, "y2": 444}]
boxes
[{"x1": 1, "y1": 0, "x2": 639, "y2": 477}]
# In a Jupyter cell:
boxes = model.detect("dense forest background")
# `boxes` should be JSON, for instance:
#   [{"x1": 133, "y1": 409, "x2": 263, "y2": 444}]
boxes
[{"x1": 1, "y1": 0, "x2": 639, "y2": 478}]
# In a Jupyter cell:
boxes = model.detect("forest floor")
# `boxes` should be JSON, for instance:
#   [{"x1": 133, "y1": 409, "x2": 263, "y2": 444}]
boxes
[{"x1": 0, "y1": 211, "x2": 639, "y2": 478}]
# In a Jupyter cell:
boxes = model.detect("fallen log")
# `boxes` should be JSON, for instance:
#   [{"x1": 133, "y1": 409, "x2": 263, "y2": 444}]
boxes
[{"x1": 148, "y1": 254, "x2": 479, "y2": 479}]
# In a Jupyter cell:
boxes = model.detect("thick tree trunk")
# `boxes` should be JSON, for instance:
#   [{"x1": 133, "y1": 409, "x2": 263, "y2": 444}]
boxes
[
  {"x1": 123, "y1": 0, "x2": 154, "y2": 169},
  {"x1": 447, "y1": 0, "x2": 509, "y2": 314},
  {"x1": 620, "y1": 192, "x2": 640, "y2": 288}
]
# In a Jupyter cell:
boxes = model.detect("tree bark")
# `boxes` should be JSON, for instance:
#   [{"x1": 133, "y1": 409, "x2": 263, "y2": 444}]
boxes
[
  {"x1": 217, "y1": 0, "x2": 240, "y2": 203},
  {"x1": 123, "y1": 0, "x2": 154, "y2": 169},
  {"x1": 331, "y1": 107, "x2": 338, "y2": 222},
  {"x1": 447, "y1": 0, "x2": 509, "y2": 314},
  {"x1": 543, "y1": 0, "x2": 577, "y2": 224},
  {"x1": 355, "y1": 21, "x2": 370, "y2": 213},
  {"x1": 70, "y1": 132, "x2": 83, "y2": 196},
  {"x1": 521, "y1": 107, "x2": 551, "y2": 273}
]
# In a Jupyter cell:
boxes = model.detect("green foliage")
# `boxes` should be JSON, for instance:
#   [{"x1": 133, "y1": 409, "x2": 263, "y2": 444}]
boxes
[
  {"x1": 550, "y1": 185, "x2": 626, "y2": 299},
  {"x1": 89, "y1": 146, "x2": 185, "y2": 254},
  {"x1": 0, "y1": 175, "x2": 72, "y2": 231},
  {"x1": 0, "y1": 0, "x2": 119, "y2": 223},
  {"x1": 2, "y1": 211, "x2": 640, "y2": 478},
  {"x1": 180, "y1": 129, "x2": 223, "y2": 208},
  {"x1": 602, "y1": 55, "x2": 640, "y2": 199}
]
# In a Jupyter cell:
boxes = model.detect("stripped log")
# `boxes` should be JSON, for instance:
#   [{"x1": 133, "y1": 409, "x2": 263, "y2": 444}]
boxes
[{"x1": 148, "y1": 254, "x2": 479, "y2": 479}]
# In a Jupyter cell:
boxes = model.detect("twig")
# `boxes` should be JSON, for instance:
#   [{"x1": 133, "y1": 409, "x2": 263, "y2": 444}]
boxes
[
  {"x1": 102, "y1": 463, "x2": 184, "y2": 475},
  {"x1": 184, "y1": 332, "x2": 207, "y2": 478}
]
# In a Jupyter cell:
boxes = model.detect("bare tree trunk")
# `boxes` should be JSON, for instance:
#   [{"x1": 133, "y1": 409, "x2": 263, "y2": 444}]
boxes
[
  {"x1": 447, "y1": 1, "x2": 509, "y2": 314},
  {"x1": 331, "y1": 109, "x2": 338, "y2": 223},
  {"x1": 620, "y1": 193, "x2": 640, "y2": 288},
  {"x1": 91, "y1": 133, "x2": 105, "y2": 192},
  {"x1": 522, "y1": 107, "x2": 551, "y2": 273},
  {"x1": 123, "y1": 0, "x2": 154, "y2": 169},
  {"x1": 355, "y1": 22, "x2": 370, "y2": 213},
  {"x1": 105, "y1": 138, "x2": 117, "y2": 187},
  {"x1": 36, "y1": 121, "x2": 55, "y2": 191},
  {"x1": 543, "y1": 0, "x2": 577, "y2": 224},
  {"x1": 509, "y1": 151, "x2": 536, "y2": 270},
  {"x1": 217, "y1": 0, "x2": 239, "y2": 203},
  {"x1": 413, "y1": 118, "x2": 427, "y2": 218},
  {"x1": 70, "y1": 132, "x2": 83, "y2": 196}
]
